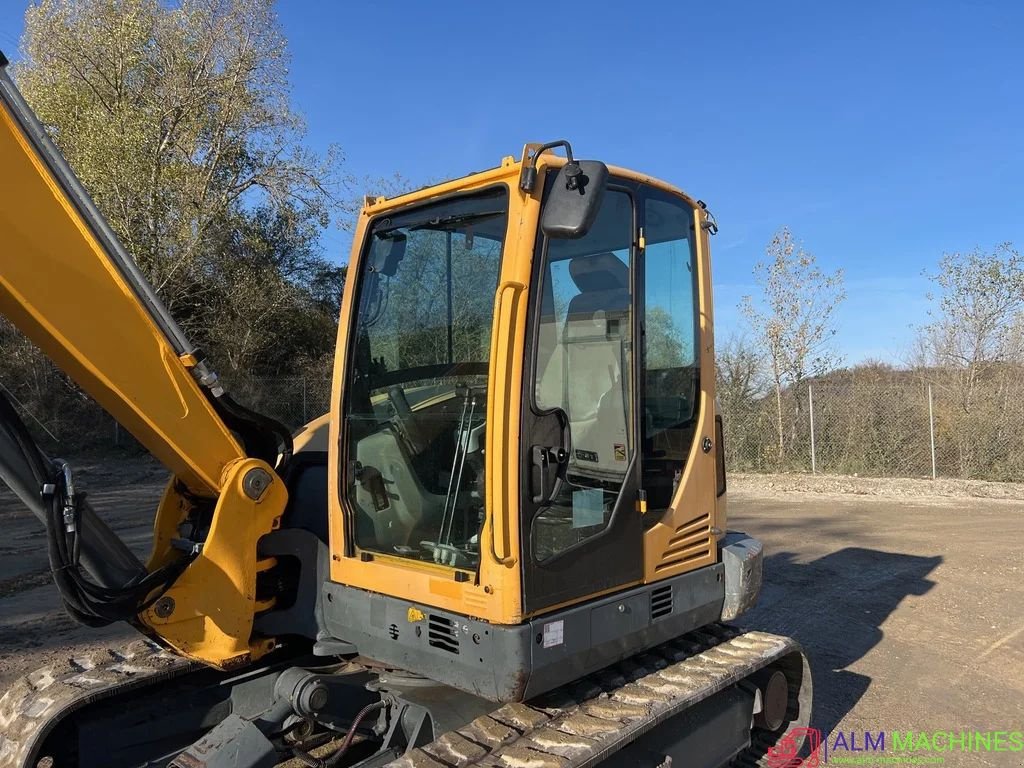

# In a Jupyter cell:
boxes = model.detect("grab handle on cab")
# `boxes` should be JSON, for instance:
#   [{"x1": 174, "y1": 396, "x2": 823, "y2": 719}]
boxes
[{"x1": 488, "y1": 280, "x2": 526, "y2": 566}]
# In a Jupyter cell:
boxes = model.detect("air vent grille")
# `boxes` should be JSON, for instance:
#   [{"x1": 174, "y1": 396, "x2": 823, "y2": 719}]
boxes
[
  {"x1": 656, "y1": 512, "x2": 713, "y2": 572},
  {"x1": 650, "y1": 584, "x2": 673, "y2": 620},
  {"x1": 428, "y1": 614, "x2": 460, "y2": 654}
]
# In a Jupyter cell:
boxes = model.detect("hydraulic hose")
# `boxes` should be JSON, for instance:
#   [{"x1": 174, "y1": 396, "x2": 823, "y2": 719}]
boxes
[
  {"x1": 291, "y1": 701, "x2": 387, "y2": 768},
  {"x1": 0, "y1": 391, "x2": 193, "y2": 625}
]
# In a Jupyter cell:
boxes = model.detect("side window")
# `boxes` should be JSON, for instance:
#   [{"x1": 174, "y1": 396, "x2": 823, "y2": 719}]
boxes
[
  {"x1": 642, "y1": 194, "x2": 700, "y2": 510},
  {"x1": 531, "y1": 189, "x2": 634, "y2": 562}
]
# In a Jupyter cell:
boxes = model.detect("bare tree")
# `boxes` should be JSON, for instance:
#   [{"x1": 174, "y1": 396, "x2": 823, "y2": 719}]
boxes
[
  {"x1": 913, "y1": 243, "x2": 1024, "y2": 475},
  {"x1": 741, "y1": 227, "x2": 845, "y2": 462},
  {"x1": 716, "y1": 334, "x2": 765, "y2": 416}
]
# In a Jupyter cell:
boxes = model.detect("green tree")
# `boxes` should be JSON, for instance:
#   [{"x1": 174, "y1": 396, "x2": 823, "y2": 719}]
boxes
[
  {"x1": 14, "y1": 0, "x2": 344, "y2": 375},
  {"x1": 201, "y1": 206, "x2": 343, "y2": 375}
]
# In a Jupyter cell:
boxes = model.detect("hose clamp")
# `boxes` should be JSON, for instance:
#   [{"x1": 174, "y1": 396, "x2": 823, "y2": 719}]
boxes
[{"x1": 53, "y1": 459, "x2": 77, "y2": 533}]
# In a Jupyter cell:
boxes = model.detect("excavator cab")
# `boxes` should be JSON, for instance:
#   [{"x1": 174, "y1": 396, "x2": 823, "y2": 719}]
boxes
[
  {"x1": 0, "y1": 57, "x2": 811, "y2": 768},
  {"x1": 319, "y1": 144, "x2": 737, "y2": 683}
]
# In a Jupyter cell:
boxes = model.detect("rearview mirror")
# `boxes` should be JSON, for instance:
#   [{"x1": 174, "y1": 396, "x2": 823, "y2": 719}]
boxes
[{"x1": 540, "y1": 160, "x2": 608, "y2": 240}]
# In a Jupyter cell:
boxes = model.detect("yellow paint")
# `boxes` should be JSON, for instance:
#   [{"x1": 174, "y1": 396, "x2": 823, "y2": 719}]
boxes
[
  {"x1": 327, "y1": 162, "x2": 539, "y2": 625},
  {"x1": 641, "y1": 207, "x2": 719, "y2": 582},
  {"x1": 4, "y1": 53, "x2": 727, "y2": 663},
  {"x1": 140, "y1": 458, "x2": 286, "y2": 668},
  {"x1": 0, "y1": 84, "x2": 244, "y2": 496},
  {"x1": 326, "y1": 151, "x2": 720, "y2": 622},
  {"x1": 1, "y1": 78, "x2": 294, "y2": 669}
]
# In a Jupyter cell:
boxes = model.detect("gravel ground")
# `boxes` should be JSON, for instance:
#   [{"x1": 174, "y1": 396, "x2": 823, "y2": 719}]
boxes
[
  {"x1": 732, "y1": 471, "x2": 1024, "y2": 501},
  {"x1": 0, "y1": 463, "x2": 1021, "y2": 767}
]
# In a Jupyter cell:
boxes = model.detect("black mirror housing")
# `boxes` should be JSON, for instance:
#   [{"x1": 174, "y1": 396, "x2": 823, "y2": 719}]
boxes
[
  {"x1": 540, "y1": 160, "x2": 608, "y2": 240},
  {"x1": 370, "y1": 232, "x2": 407, "y2": 276}
]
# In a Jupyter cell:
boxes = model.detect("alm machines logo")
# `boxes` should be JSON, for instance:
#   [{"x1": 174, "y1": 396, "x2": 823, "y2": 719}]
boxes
[
  {"x1": 766, "y1": 726, "x2": 1023, "y2": 766},
  {"x1": 767, "y1": 727, "x2": 822, "y2": 768}
]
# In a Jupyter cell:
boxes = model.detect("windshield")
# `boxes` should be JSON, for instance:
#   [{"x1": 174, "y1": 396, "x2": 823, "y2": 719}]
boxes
[{"x1": 343, "y1": 187, "x2": 508, "y2": 569}]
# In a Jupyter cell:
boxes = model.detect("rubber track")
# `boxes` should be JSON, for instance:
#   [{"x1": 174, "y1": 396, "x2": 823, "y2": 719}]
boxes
[
  {"x1": 0, "y1": 626, "x2": 808, "y2": 768},
  {"x1": 0, "y1": 638, "x2": 198, "y2": 768},
  {"x1": 384, "y1": 624, "x2": 809, "y2": 768}
]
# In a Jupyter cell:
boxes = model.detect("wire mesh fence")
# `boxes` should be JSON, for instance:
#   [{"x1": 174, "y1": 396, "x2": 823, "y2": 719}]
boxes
[
  {"x1": 8, "y1": 362, "x2": 1024, "y2": 483},
  {"x1": 225, "y1": 376, "x2": 334, "y2": 431},
  {"x1": 722, "y1": 367, "x2": 1024, "y2": 481}
]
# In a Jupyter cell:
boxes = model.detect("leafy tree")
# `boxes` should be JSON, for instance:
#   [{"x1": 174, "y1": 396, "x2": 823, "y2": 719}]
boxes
[
  {"x1": 201, "y1": 206, "x2": 342, "y2": 375},
  {"x1": 741, "y1": 227, "x2": 845, "y2": 461},
  {"x1": 14, "y1": 0, "x2": 344, "y2": 375}
]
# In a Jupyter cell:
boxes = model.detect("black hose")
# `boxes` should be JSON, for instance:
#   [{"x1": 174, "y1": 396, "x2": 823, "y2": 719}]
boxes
[
  {"x1": 210, "y1": 391, "x2": 293, "y2": 475},
  {"x1": 290, "y1": 747, "x2": 325, "y2": 768},
  {"x1": 0, "y1": 391, "x2": 195, "y2": 626},
  {"x1": 290, "y1": 701, "x2": 387, "y2": 768}
]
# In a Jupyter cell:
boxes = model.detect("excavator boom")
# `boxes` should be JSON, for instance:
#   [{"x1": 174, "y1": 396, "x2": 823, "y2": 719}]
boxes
[
  {"x1": 0, "y1": 54, "x2": 243, "y2": 495},
  {"x1": 0, "y1": 55, "x2": 291, "y2": 668}
]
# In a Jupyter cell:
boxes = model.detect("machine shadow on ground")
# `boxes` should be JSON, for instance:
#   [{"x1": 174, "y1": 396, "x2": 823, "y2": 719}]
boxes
[{"x1": 738, "y1": 546, "x2": 942, "y2": 737}]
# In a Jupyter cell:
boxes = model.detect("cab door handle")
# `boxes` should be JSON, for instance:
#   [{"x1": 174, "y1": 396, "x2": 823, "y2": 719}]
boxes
[{"x1": 531, "y1": 445, "x2": 568, "y2": 504}]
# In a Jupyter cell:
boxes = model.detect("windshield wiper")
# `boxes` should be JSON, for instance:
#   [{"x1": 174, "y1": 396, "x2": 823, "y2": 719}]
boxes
[{"x1": 377, "y1": 209, "x2": 505, "y2": 235}]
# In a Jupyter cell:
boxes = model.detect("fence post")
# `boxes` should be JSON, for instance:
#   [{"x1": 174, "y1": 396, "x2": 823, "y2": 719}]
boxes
[
  {"x1": 808, "y1": 384, "x2": 817, "y2": 474},
  {"x1": 928, "y1": 384, "x2": 937, "y2": 480}
]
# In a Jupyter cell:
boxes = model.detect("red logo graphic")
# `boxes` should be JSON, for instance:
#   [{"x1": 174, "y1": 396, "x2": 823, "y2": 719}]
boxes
[{"x1": 766, "y1": 727, "x2": 823, "y2": 768}]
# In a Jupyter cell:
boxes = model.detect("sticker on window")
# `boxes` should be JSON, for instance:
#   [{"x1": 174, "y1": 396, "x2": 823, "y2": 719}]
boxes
[
  {"x1": 542, "y1": 620, "x2": 564, "y2": 648},
  {"x1": 572, "y1": 488, "x2": 604, "y2": 528},
  {"x1": 613, "y1": 443, "x2": 626, "y2": 461}
]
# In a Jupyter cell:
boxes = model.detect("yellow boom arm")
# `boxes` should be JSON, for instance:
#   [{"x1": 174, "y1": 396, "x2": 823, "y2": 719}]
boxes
[{"x1": 0, "y1": 56, "x2": 285, "y2": 667}]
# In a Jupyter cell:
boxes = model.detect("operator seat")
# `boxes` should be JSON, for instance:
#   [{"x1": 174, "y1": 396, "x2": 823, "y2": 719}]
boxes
[{"x1": 562, "y1": 252, "x2": 631, "y2": 478}]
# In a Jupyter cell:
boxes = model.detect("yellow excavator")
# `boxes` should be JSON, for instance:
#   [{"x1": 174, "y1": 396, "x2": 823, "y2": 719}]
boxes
[{"x1": 0, "y1": 51, "x2": 810, "y2": 768}]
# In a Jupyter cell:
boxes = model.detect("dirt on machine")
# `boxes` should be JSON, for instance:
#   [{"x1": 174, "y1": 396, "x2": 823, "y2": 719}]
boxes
[{"x1": 0, "y1": 50, "x2": 810, "y2": 768}]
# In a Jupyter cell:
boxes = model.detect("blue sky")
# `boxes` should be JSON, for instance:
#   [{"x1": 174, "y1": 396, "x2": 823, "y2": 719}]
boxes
[{"x1": 2, "y1": 1, "x2": 1022, "y2": 363}]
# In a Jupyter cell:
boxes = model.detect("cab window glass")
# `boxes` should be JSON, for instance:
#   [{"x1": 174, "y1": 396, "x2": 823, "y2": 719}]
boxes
[
  {"x1": 642, "y1": 193, "x2": 700, "y2": 510},
  {"x1": 342, "y1": 188, "x2": 508, "y2": 569},
  {"x1": 531, "y1": 189, "x2": 634, "y2": 561}
]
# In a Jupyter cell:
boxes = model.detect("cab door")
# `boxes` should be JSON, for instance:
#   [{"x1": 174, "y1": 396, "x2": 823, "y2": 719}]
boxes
[{"x1": 519, "y1": 182, "x2": 644, "y2": 614}]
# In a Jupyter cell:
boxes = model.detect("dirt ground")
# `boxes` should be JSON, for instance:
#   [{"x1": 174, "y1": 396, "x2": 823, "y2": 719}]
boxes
[
  {"x1": 1, "y1": 463, "x2": 1021, "y2": 766},
  {"x1": 0, "y1": 458, "x2": 165, "y2": 685},
  {"x1": 730, "y1": 475, "x2": 1024, "y2": 767}
]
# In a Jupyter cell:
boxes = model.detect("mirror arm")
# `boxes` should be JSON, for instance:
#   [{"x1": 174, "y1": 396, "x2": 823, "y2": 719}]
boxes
[{"x1": 519, "y1": 139, "x2": 577, "y2": 192}]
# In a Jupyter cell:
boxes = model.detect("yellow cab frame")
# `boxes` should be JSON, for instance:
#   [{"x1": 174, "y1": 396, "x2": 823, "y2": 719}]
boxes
[{"x1": 326, "y1": 145, "x2": 726, "y2": 628}]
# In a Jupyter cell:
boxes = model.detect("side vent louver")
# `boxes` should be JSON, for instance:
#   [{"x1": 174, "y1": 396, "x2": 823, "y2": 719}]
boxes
[
  {"x1": 428, "y1": 614, "x2": 460, "y2": 654},
  {"x1": 650, "y1": 584, "x2": 673, "y2": 620}
]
